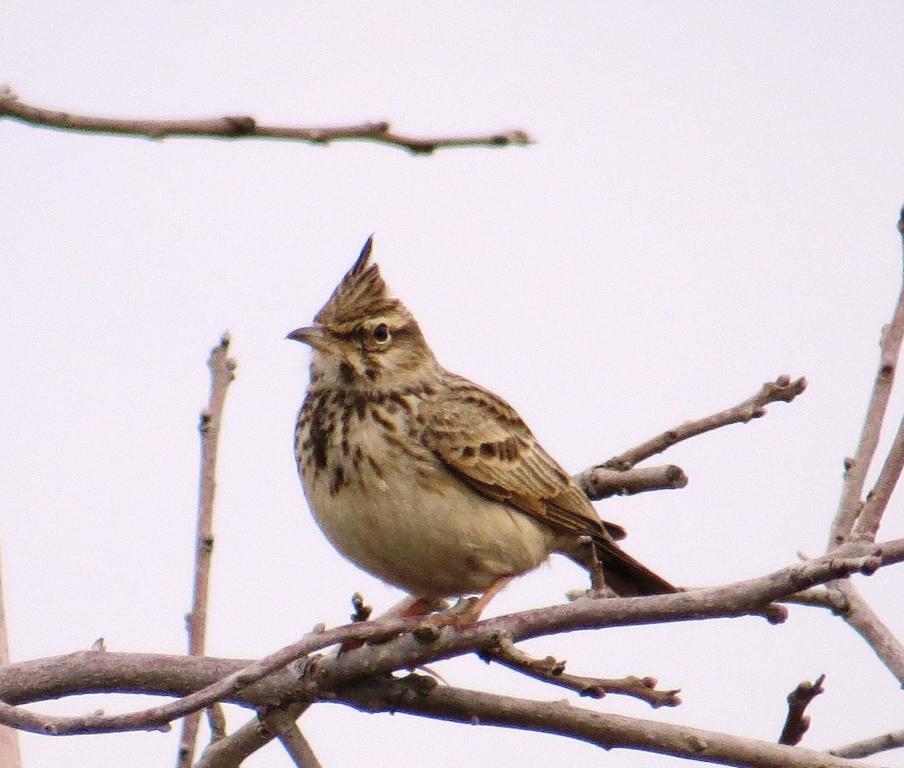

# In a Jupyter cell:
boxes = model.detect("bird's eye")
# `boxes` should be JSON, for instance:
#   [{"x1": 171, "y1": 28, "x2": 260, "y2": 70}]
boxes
[{"x1": 371, "y1": 323, "x2": 391, "y2": 343}]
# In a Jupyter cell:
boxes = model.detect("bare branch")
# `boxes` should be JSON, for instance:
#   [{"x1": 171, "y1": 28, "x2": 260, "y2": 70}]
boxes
[
  {"x1": 205, "y1": 704, "x2": 226, "y2": 743},
  {"x1": 780, "y1": 587, "x2": 849, "y2": 614},
  {"x1": 336, "y1": 677, "x2": 879, "y2": 768},
  {"x1": 0, "y1": 540, "x2": 900, "y2": 737},
  {"x1": 831, "y1": 729, "x2": 904, "y2": 759},
  {"x1": 778, "y1": 674, "x2": 825, "y2": 745},
  {"x1": 178, "y1": 335, "x2": 237, "y2": 768},
  {"x1": 0, "y1": 547, "x2": 21, "y2": 768},
  {"x1": 853, "y1": 405, "x2": 904, "y2": 541},
  {"x1": 0, "y1": 86, "x2": 531, "y2": 155},
  {"x1": 828, "y1": 580, "x2": 904, "y2": 686},
  {"x1": 269, "y1": 711, "x2": 323, "y2": 768},
  {"x1": 194, "y1": 704, "x2": 309, "y2": 768},
  {"x1": 829, "y1": 208, "x2": 904, "y2": 546},
  {"x1": 603, "y1": 375, "x2": 807, "y2": 471},
  {"x1": 483, "y1": 634, "x2": 680, "y2": 707},
  {"x1": 575, "y1": 464, "x2": 688, "y2": 500},
  {"x1": 0, "y1": 617, "x2": 416, "y2": 735}
]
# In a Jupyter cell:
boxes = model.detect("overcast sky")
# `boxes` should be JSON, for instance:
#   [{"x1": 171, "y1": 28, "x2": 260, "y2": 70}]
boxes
[{"x1": 3, "y1": 3, "x2": 904, "y2": 766}]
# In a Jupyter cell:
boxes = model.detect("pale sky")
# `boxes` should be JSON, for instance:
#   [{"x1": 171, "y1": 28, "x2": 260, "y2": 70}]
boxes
[{"x1": 3, "y1": 3, "x2": 904, "y2": 766}]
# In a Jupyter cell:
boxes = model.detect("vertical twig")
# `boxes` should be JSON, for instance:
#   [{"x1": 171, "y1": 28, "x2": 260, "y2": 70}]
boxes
[
  {"x1": 0, "y1": 546, "x2": 22, "y2": 768},
  {"x1": 778, "y1": 674, "x2": 825, "y2": 746},
  {"x1": 176, "y1": 335, "x2": 237, "y2": 768},
  {"x1": 828, "y1": 209, "x2": 904, "y2": 547}
]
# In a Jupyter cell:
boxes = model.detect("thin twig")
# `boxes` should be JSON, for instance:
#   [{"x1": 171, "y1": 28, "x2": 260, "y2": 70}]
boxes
[
  {"x1": 603, "y1": 375, "x2": 806, "y2": 471},
  {"x1": 482, "y1": 634, "x2": 680, "y2": 707},
  {"x1": 0, "y1": 546, "x2": 22, "y2": 768},
  {"x1": 0, "y1": 86, "x2": 531, "y2": 155},
  {"x1": 853, "y1": 404, "x2": 904, "y2": 541},
  {"x1": 778, "y1": 674, "x2": 825, "y2": 745},
  {"x1": 830, "y1": 729, "x2": 904, "y2": 759},
  {"x1": 177, "y1": 335, "x2": 237, "y2": 768},
  {"x1": 828, "y1": 209, "x2": 904, "y2": 546}
]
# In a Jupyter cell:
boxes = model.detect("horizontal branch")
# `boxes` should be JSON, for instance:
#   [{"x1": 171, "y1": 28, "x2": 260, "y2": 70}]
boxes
[
  {"x1": 482, "y1": 634, "x2": 680, "y2": 707},
  {"x1": 0, "y1": 538, "x2": 900, "y2": 739},
  {"x1": 335, "y1": 677, "x2": 879, "y2": 768},
  {"x1": 0, "y1": 86, "x2": 531, "y2": 155}
]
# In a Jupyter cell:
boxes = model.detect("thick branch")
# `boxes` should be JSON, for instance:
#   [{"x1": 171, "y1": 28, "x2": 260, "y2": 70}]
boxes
[
  {"x1": 1, "y1": 539, "x2": 900, "y2": 737},
  {"x1": 603, "y1": 376, "x2": 806, "y2": 471},
  {"x1": 335, "y1": 677, "x2": 880, "y2": 768},
  {"x1": 830, "y1": 208, "x2": 904, "y2": 546},
  {"x1": 178, "y1": 335, "x2": 237, "y2": 768},
  {"x1": 0, "y1": 86, "x2": 531, "y2": 155}
]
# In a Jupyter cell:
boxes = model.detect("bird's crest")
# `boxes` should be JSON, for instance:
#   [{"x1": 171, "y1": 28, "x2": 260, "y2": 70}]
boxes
[{"x1": 315, "y1": 236, "x2": 405, "y2": 329}]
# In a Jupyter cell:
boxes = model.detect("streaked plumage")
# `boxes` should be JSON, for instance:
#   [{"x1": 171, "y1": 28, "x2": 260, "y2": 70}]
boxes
[{"x1": 290, "y1": 238, "x2": 674, "y2": 602}]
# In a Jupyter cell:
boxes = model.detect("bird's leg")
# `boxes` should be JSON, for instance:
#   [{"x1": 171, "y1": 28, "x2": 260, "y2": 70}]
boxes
[
  {"x1": 408, "y1": 575, "x2": 514, "y2": 640},
  {"x1": 460, "y1": 574, "x2": 513, "y2": 625}
]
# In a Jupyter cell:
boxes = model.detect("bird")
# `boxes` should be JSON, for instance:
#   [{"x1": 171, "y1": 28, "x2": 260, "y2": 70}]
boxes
[{"x1": 289, "y1": 237, "x2": 675, "y2": 622}]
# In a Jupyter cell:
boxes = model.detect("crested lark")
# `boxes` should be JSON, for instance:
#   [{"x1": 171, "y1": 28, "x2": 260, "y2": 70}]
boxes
[{"x1": 290, "y1": 238, "x2": 674, "y2": 617}]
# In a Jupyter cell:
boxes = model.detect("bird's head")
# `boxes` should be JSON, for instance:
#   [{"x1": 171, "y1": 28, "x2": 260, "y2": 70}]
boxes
[{"x1": 288, "y1": 237, "x2": 435, "y2": 388}]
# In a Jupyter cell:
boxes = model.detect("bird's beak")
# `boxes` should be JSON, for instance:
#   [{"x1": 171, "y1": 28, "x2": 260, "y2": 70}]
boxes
[{"x1": 286, "y1": 325, "x2": 331, "y2": 352}]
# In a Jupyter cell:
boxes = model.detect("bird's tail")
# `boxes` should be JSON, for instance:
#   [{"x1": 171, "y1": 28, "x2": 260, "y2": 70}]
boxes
[{"x1": 565, "y1": 533, "x2": 676, "y2": 596}]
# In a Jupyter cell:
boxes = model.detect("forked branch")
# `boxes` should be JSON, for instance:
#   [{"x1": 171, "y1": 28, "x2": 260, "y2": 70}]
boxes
[
  {"x1": 1, "y1": 539, "x2": 900, "y2": 739},
  {"x1": 829, "y1": 208, "x2": 904, "y2": 545}
]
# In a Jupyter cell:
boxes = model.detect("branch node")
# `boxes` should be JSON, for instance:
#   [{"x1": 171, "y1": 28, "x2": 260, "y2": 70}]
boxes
[
  {"x1": 222, "y1": 115, "x2": 256, "y2": 135},
  {"x1": 758, "y1": 604, "x2": 789, "y2": 624}
]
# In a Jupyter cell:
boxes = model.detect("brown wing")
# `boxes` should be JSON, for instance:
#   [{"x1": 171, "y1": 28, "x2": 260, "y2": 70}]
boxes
[
  {"x1": 420, "y1": 373, "x2": 675, "y2": 595},
  {"x1": 420, "y1": 373, "x2": 600, "y2": 531}
]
